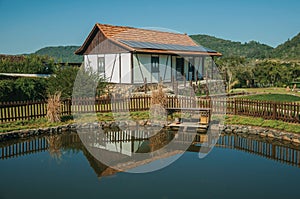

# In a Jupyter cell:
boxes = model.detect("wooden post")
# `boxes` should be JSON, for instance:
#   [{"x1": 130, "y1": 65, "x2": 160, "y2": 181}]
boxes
[
  {"x1": 144, "y1": 77, "x2": 147, "y2": 94},
  {"x1": 234, "y1": 98, "x2": 237, "y2": 115},
  {"x1": 273, "y1": 102, "x2": 277, "y2": 120},
  {"x1": 175, "y1": 81, "x2": 178, "y2": 96},
  {"x1": 211, "y1": 56, "x2": 214, "y2": 80},
  {"x1": 183, "y1": 73, "x2": 186, "y2": 88}
]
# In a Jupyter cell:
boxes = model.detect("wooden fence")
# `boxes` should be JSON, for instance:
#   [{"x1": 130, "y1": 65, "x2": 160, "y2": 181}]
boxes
[{"x1": 0, "y1": 96, "x2": 299, "y2": 123}]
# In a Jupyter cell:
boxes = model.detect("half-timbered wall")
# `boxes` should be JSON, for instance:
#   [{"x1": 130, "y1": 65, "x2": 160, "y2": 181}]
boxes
[
  {"x1": 133, "y1": 54, "x2": 172, "y2": 84},
  {"x1": 84, "y1": 53, "x2": 131, "y2": 84}
]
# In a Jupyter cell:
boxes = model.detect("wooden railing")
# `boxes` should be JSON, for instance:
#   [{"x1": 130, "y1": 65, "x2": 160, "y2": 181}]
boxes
[{"x1": 0, "y1": 96, "x2": 299, "y2": 123}]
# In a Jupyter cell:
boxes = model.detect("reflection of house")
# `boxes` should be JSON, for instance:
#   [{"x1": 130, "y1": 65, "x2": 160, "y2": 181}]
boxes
[{"x1": 75, "y1": 23, "x2": 222, "y2": 84}]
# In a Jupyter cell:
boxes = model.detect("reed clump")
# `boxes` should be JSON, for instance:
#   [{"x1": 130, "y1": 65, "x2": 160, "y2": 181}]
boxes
[
  {"x1": 46, "y1": 92, "x2": 61, "y2": 122},
  {"x1": 151, "y1": 84, "x2": 168, "y2": 107}
]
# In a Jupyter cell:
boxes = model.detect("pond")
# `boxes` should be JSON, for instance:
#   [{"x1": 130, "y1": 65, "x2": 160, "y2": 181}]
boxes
[{"x1": 1, "y1": 127, "x2": 300, "y2": 199}]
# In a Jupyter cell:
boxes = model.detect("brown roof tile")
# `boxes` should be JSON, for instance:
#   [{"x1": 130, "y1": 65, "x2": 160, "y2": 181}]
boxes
[
  {"x1": 97, "y1": 23, "x2": 197, "y2": 46},
  {"x1": 76, "y1": 23, "x2": 221, "y2": 56}
]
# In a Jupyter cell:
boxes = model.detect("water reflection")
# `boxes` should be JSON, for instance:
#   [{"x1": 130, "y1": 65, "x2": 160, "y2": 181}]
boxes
[
  {"x1": 1, "y1": 128, "x2": 300, "y2": 179},
  {"x1": 77, "y1": 126, "x2": 219, "y2": 173}
]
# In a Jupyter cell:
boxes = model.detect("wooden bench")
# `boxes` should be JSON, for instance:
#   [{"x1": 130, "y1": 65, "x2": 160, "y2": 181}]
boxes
[{"x1": 166, "y1": 107, "x2": 211, "y2": 124}]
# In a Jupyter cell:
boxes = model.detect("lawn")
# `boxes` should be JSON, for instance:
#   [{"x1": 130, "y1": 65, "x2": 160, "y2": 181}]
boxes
[
  {"x1": 225, "y1": 115, "x2": 300, "y2": 134},
  {"x1": 232, "y1": 87, "x2": 300, "y2": 97},
  {"x1": 240, "y1": 93, "x2": 300, "y2": 102}
]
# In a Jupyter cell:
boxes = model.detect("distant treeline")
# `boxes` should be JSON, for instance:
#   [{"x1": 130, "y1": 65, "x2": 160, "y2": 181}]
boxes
[
  {"x1": 191, "y1": 32, "x2": 300, "y2": 60},
  {"x1": 34, "y1": 46, "x2": 83, "y2": 63}
]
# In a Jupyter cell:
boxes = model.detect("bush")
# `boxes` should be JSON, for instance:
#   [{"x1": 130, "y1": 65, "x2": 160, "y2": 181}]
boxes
[
  {"x1": 0, "y1": 78, "x2": 47, "y2": 102},
  {"x1": 47, "y1": 66, "x2": 79, "y2": 99}
]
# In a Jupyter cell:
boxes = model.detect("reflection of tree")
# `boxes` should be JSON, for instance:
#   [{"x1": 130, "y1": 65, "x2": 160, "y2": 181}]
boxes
[
  {"x1": 46, "y1": 134, "x2": 62, "y2": 160},
  {"x1": 149, "y1": 130, "x2": 175, "y2": 152}
]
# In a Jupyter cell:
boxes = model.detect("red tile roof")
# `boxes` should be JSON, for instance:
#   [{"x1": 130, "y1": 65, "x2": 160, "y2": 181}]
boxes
[
  {"x1": 75, "y1": 23, "x2": 222, "y2": 56},
  {"x1": 98, "y1": 23, "x2": 197, "y2": 46}
]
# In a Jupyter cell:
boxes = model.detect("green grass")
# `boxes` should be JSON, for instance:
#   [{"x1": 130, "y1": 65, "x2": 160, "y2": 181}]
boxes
[
  {"x1": 0, "y1": 116, "x2": 74, "y2": 133},
  {"x1": 225, "y1": 115, "x2": 300, "y2": 134},
  {"x1": 240, "y1": 93, "x2": 300, "y2": 102},
  {"x1": 231, "y1": 87, "x2": 300, "y2": 97}
]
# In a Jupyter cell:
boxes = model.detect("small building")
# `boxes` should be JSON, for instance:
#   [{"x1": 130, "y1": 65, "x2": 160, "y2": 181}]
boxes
[{"x1": 75, "y1": 23, "x2": 221, "y2": 84}]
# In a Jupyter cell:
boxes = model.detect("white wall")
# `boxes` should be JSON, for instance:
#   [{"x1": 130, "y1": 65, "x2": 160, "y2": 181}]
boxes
[
  {"x1": 84, "y1": 54, "x2": 98, "y2": 71},
  {"x1": 133, "y1": 54, "x2": 172, "y2": 84},
  {"x1": 133, "y1": 54, "x2": 151, "y2": 83},
  {"x1": 105, "y1": 54, "x2": 119, "y2": 82},
  {"x1": 120, "y1": 53, "x2": 131, "y2": 84},
  {"x1": 84, "y1": 53, "x2": 131, "y2": 84},
  {"x1": 159, "y1": 55, "x2": 172, "y2": 82}
]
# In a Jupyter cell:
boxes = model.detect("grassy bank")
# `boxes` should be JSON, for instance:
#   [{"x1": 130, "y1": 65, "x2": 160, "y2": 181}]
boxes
[
  {"x1": 225, "y1": 115, "x2": 300, "y2": 134},
  {"x1": 232, "y1": 87, "x2": 300, "y2": 97},
  {"x1": 239, "y1": 93, "x2": 300, "y2": 102},
  {"x1": 0, "y1": 117, "x2": 74, "y2": 133}
]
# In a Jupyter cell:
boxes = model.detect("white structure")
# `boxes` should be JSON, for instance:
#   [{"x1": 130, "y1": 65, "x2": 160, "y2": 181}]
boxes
[{"x1": 75, "y1": 23, "x2": 221, "y2": 84}]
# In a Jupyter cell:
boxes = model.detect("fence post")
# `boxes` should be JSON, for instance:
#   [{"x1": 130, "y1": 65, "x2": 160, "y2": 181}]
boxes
[
  {"x1": 234, "y1": 98, "x2": 237, "y2": 115},
  {"x1": 144, "y1": 77, "x2": 147, "y2": 94},
  {"x1": 273, "y1": 102, "x2": 277, "y2": 120}
]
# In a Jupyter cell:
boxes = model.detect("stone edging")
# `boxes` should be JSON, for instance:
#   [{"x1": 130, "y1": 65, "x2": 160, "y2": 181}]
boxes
[
  {"x1": 219, "y1": 125, "x2": 300, "y2": 144},
  {"x1": 1, "y1": 121, "x2": 299, "y2": 145}
]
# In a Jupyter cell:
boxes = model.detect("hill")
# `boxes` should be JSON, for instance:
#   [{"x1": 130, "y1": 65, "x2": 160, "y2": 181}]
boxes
[
  {"x1": 33, "y1": 32, "x2": 299, "y2": 61},
  {"x1": 190, "y1": 34, "x2": 273, "y2": 59},
  {"x1": 271, "y1": 32, "x2": 300, "y2": 60},
  {"x1": 34, "y1": 46, "x2": 82, "y2": 63}
]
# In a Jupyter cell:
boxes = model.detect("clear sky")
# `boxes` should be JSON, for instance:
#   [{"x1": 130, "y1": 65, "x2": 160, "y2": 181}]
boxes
[{"x1": 0, "y1": 0, "x2": 299, "y2": 54}]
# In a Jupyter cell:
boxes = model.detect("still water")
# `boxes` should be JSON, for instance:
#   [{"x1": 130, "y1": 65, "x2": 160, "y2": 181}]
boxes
[{"x1": 1, "y1": 128, "x2": 300, "y2": 199}]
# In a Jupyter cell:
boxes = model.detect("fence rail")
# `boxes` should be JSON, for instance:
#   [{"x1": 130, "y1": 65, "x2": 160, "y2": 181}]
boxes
[{"x1": 1, "y1": 96, "x2": 299, "y2": 123}]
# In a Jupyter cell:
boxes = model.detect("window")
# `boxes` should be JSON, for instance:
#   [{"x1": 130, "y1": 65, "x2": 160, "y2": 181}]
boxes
[
  {"x1": 151, "y1": 56, "x2": 159, "y2": 73},
  {"x1": 97, "y1": 57, "x2": 105, "y2": 73}
]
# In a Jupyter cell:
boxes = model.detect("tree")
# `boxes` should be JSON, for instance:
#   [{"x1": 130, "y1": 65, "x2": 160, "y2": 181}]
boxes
[
  {"x1": 47, "y1": 66, "x2": 79, "y2": 99},
  {"x1": 47, "y1": 66, "x2": 107, "y2": 99},
  {"x1": 0, "y1": 54, "x2": 55, "y2": 74}
]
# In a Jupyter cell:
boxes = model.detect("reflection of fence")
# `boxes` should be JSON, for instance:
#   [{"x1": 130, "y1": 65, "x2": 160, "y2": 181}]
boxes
[
  {"x1": 0, "y1": 96, "x2": 299, "y2": 123},
  {"x1": 1, "y1": 132, "x2": 300, "y2": 168},
  {"x1": 0, "y1": 133, "x2": 81, "y2": 159},
  {"x1": 217, "y1": 134, "x2": 300, "y2": 167},
  {"x1": 0, "y1": 137, "x2": 48, "y2": 159}
]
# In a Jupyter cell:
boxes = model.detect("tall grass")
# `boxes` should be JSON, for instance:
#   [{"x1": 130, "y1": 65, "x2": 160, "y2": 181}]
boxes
[{"x1": 46, "y1": 92, "x2": 61, "y2": 122}]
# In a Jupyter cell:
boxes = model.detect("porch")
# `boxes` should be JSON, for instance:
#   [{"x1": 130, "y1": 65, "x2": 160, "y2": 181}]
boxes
[{"x1": 131, "y1": 53, "x2": 219, "y2": 84}]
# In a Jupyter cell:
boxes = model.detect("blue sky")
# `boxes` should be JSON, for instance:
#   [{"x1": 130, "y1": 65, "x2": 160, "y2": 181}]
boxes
[{"x1": 0, "y1": 0, "x2": 299, "y2": 54}]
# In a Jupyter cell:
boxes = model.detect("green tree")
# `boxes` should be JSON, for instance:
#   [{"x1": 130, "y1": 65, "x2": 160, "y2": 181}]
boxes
[
  {"x1": 47, "y1": 66, "x2": 79, "y2": 99},
  {"x1": 47, "y1": 66, "x2": 107, "y2": 99},
  {"x1": 0, "y1": 54, "x2": 55, "y2": 74}
]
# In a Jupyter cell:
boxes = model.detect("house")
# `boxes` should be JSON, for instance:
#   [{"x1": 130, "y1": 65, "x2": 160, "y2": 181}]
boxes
[{"x1": 75, "y1": 23, "x2": 221, "y2": 84}]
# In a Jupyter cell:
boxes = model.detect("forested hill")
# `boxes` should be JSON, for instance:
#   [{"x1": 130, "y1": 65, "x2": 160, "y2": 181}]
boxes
[
  {"x1": 272, "y1": 32, "x2": 300, "y2": 60},
  {"x1": 34, "y1": 46, "x2": 82, "y2": 63},
  {"x1": 32, "y1": 32, "x2": 299, "y2": 62},
  {"x1": 190, "y1": 34, "x2": 273, "y2": 59},
  {"x1": 190, "y1": 33, "x2": 300, "y2": 60}
]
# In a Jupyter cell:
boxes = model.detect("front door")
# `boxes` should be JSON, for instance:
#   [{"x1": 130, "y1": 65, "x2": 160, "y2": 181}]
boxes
[
  {"x1": 188, "y1": 58, "x2": 195, "y2": 81},
  {"x1": 176, "y1": 58, "x2": 184, "y2": 80}
]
